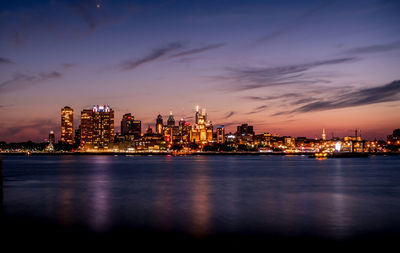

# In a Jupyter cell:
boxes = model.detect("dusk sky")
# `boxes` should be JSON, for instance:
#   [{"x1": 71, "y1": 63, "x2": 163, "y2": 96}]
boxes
[{"x1": 1, "y1": 0, "x2": 400, "y2": 142}]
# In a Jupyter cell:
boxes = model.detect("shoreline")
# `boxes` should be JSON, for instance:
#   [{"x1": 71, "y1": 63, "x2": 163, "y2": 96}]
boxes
[{"x1": 1, "y1": 151, "x2": 399, "y2": 156}]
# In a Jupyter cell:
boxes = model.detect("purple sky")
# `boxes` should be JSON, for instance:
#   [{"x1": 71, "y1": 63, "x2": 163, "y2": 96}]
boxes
[{"x1": 1, "y1": 0, "x2": 400, "y2": 142}]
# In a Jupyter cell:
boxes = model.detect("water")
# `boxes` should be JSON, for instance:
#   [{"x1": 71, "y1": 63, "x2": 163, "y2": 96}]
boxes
[{"x1": 2, "y1": 155, "x2": 400, "y2": 242}]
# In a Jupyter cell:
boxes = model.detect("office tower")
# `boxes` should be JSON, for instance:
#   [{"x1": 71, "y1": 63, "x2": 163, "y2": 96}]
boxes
[
  {"x1": 121, "y1": 113, "x2": 142, "y2": 139},
  {"x1": 236, "y1": 123, "x2": 255, "y2": 136},
  {"x1": 156, "y1": 114, "x2": 163, "y2": 135},
  {"x1": 167, "y1": 112, "x2": 175, "y2": 126},
  {"x1": 48, "y1": 131, "x2": 55, "y2": 144},
  {"x1": 61, "y1": 106, "x2": 74, "y2": 144},
  {"x1": 216, "y1": 126, "x2": 225, "y2": 144},
  {"x1": 322, "y1": 128, "x2": 326, "y2": 141},
  {"x1": 92, "y1": 105, "x2": 114, "y2": 150},
  {"x1": 80, "y1": 109, "x2": 94, "y2": 148},
  {"x1": 190, "y1": 105, "x2": 213, "y2": 143}
]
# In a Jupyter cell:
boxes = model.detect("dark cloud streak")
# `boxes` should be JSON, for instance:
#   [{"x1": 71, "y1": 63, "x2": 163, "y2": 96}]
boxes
[
  {"x1": 274, "y1": 80, "x2": 400, "y2": 115},
  {"x1": 119, "y1": 42, "x2": 185, "y2": 71},
  {"x1": 344, "y1": 41, "x2": 400, "y2": 55},
  {"x1": 0, "y1": 71, "x2": 63, "y2": 94},
  {"x1": 169, "y1": 43, "x2": 226, "y2": 58},
  {"x1": 224, "y1": 57, "x2": 356, "y2": 91},
  {"x1": 0, "y1": 57, "x2": 14, "y2": 64}
]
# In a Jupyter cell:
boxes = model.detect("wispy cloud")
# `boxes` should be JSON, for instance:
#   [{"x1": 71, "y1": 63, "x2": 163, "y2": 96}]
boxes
[
  {"x1": 169, "y1": 43, "x2": 226, "y2": 58},
  {"x1": 0, "y1": 57, "x2": 14, "y2": 65},
  {"x1": 0, "y1": 71, "x2": 62, "y2": 94},
  {"x1": 344, "y1": 41, "x2": 400, "y2": 55},
  {"x1": 119, "y1": 42, "x2": 185, "y2": 71},
  {"x1": 119, "y1": 42, "x2": 226, "y2": 71},
  {"x1": 225, "y1": 111, "x2": 236, "y2": 118},
  {"x1": 247, "y1": 105, "x2": 268, "y2": 114},
  {"x1": 242, "y1": 93, "x2": 301, "y2": 101},
  {"x1": 274, "y1": 80, "x2": 400, "y2": 115},
  {"x1": 223, "y1": 57, "x2": 356, "y2": 91}
]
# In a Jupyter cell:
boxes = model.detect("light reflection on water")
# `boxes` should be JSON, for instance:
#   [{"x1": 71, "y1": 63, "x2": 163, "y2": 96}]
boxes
[{"x1": 3, "y1": 155, "x2": 400, "y2": 238}]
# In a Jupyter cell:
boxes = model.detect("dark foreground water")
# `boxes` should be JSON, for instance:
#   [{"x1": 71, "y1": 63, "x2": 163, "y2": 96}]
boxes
[{"x1": 1, "y1": 155, "x2": 400, "y2": 248}]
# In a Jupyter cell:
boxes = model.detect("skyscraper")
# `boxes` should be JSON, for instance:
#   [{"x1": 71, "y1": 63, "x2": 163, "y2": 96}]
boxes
[
  {"x1": 216, "y1": 126, "x2": 225, "y2": 144},
  {"x1": 167, "y1": 112, "x2": 175, "y2": 126},
  {"x1": 190, "y1": 105, "x2": 213, "y2": 143},
  {"x1": 92, "y1": 105, "x2": 114, "y2": 150},
  {"x1": 80, "y1": 109, "x2": 94, "y2": 149},
  {"x1": 156, "y1": 114, "x2": 163, "y2": 135},
  {"x1": 48, "y1": 131, "x2": 55, "y2": 144},
  {"x1": 61, "y1": 106, "x2": 74, "y2": 144},
  {"x1": 121, "y1": 113, "x2": 141, "y2": 139},
  {"x1": 236, "y1": 124, "x2": 254, "y2": 136}
]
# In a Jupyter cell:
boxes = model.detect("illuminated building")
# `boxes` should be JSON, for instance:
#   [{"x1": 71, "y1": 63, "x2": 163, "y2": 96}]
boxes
[
  {"x1": 167, "y1": 111, "x2": 175, "y2": 126},
  {"x1": 46, "y1": 130, "x2": 55, "y2": 152},
  {"x1": 190, "y1": 106, "x2": 213, "y2": 143},
  {"x1": 121, "y1": 113, "x2": 141, "y2": 139},
  {"x1": 48, "y1": 131, "x2": 55, "y2": 144},
  {"x1": 322, "y1": 128, "x2": 326, "y2": 141},
  {"x1": 80, "y1": 109, "x2": 94, "y2": 149},
  {"x1": 156, "y1": 115, "x2": 163, "y2": 135},
  {"x1": 92, "y1": 105, "x2": 114, "y2": 150},
  {"x1": 179, "y1": 118, "x2": 191, "y2": 142},
  {"x1": 216, "y1": 126, "x2": 225, "y2": 143},
  {"x1": 61, "y1": 106, "x2": 74, "y2": 144}
]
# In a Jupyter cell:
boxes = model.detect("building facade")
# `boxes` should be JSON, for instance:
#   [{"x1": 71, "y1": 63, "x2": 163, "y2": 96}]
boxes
[
  {"x1": 61, "y1": 106, "x2": 74, "y2": 144},
  {"x1": 92, "y1": 105, "x2": 114, "y2": 150}
]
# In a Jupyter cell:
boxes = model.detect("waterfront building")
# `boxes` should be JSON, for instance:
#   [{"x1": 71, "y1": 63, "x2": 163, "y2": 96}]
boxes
[
  {"x1": 121, "y1": 113, "x2": 141, "y2": 139},
  {"x1": 80, "y1": 109, "x2": 94, "y2": 149},
  {"x1": 92, "y1": 105, "x2": 114, "y2": 150},
  {"x1": 61, "y1": 106, "x2": 74, "y2": 144}
]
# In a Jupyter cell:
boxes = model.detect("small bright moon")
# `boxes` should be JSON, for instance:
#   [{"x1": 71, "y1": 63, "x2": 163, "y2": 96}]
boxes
[{"x1": 96, "y1": 4, "x2": 101, "y2": 8}]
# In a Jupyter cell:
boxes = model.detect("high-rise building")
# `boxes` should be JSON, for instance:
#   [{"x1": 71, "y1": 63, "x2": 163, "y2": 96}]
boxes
[
  {"x1": 322, "y1": 128, "x2": 326, "y2": 141},
  {"x1": 121, "y1": 113, "x2": 141, "y2": 139},
  {"x1": 80, "y1": 109, "x2": 94, "y2": 149},
  {"x1": 92, "y1": 105, "x2": 114, "y2": 150},
  {"x1": 156, "y1": 114, "x2": 163, "y2": 135},
  {"x1": 61, "y1": 106, "x2": 74, "y2": 144},
  {"x1": 190, "y1": 105, "x2": 213, "y2": 143},
  {"x1": 236, "y1": 123, "x2": 254, "y2": 136},
  {"x1": 216, "y1": 126, "x2": 225, "y2": 143},
  {"x1": 167, "y1": 112, "x2": 175, "y2": 126},
  {"x1": 48, "y1": 131, "x2": 55, "y2": 144}
]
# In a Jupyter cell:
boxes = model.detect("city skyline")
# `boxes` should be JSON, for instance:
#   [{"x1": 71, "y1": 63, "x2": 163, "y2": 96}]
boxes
[{"x1": 1, "y1": 0, "x2": 400, "y2": 142}]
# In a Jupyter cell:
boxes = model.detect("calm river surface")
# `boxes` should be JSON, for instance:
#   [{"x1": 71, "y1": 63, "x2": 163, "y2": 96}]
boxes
[{"x1": 2, "y1": 155, "x2": 400, "y2": 242}]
